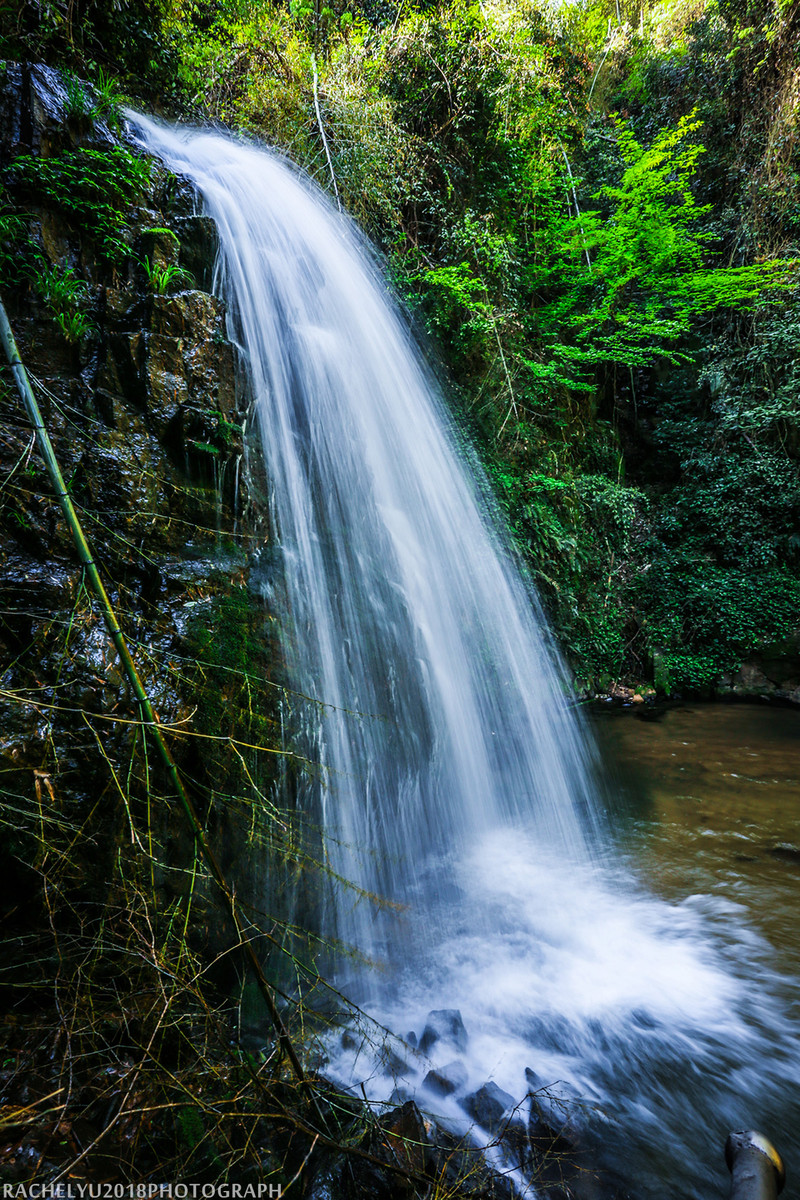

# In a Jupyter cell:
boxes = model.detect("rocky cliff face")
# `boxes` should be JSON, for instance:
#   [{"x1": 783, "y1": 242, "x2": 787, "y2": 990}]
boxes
[{"x1": 0, "y1": 68, "x2": 292, "y2": 1181}]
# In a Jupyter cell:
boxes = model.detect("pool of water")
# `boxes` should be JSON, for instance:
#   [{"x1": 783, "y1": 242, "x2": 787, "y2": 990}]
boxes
[
  {"x1": 592, "y1": 701, "x2": 800, "y2": 1196},
  {"x1": 596, "y1": 702, "x2": 800, "y2": 977}
]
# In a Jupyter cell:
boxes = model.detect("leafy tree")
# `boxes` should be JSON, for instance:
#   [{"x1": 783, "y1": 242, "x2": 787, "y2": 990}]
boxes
[{"x1": 526, "y1": 112, "x2": 795, "y2": 396}]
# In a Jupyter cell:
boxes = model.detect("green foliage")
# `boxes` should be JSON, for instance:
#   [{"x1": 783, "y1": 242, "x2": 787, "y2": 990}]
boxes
[
  {"x1": 0, "y1": 0, "x2": 181, "y2": 103},
  {"x1": 91, "y1": 66, "x2": 125, "y2": 128},
  {"x1": 416, "y1": 261, "x2": 494, "y2": 356},
  {"x1": 0, "y1": 208, "x2": 35, "y2": 289},
  {"x1": 492, "y1": 456, "x2": 648, "y2": 678},
  {"x1": 1, "y1": 143, "x2": 149, "y2": 346},
  {"x1": 6, "y1": 0, "x2": 798, "y2": 696},
  {"x1": 0, "y1": 207, "x2": 96, "y2": 342},
  {"x1": 35, "y1": 263, "x2": 95, "y2": 343},
  {"x1": 53, "y1": 309, "x2": 94, "y2": 342},
  {"x1": 64, "y1": 70, "x2": 93, "y2": 120},
  {"x1": 527, "y1": 112, "x2": 796, "y2": 392},
  {"x1": 629, "y1": 290, "x2": 800, "y2": 691},
  {"x1": 62, "y1": 67, "x2": 125, "y2": 132},
  {"x1": 143, "y1": 257, "x2": 194, "y2": 294},
  {"x1": 8, "y1": 148, "x2": 151, "y2": 262},
  {"x1": 182, "y1": 587, "x2": 278, "y2": 740}
]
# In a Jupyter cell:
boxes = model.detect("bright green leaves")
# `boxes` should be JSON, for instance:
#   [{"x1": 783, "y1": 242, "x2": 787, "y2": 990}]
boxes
[
  {"x1": 416, "y1": 262, "x2": 494, "y2": 355},
  {"x1": 528, "y1": 112, "x2": 797, "y2": 392},
  {"x1": 2, "y1": 147, "x2": 151, "y2": 346},
  {"x1": 35, "y1": 263, "x2": 95, "y2": 343}
]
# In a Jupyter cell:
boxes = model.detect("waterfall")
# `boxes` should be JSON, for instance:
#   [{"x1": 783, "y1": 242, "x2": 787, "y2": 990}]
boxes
[
  {"x1": 132, "y1": 117, "x2": 601, "y2": 960},
  {"x1": 131, "y1": 117, "x2": 800, "y2": 1200}
]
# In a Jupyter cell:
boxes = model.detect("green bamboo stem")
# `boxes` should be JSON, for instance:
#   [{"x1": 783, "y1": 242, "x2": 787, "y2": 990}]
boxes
[{"x1": 0, "y1": 297, "x2": 308, "y2": 1090}]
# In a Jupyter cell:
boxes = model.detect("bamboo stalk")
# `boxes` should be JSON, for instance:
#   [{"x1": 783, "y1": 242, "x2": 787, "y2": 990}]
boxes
[{"x1": 0, "y1": 297, "x2": 308, "y2": 1091}]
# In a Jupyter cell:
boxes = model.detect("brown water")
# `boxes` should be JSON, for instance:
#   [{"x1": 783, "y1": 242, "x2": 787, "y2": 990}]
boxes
[{"x1": 592, "y1": 701, "x2": 800, "y2": 1196}]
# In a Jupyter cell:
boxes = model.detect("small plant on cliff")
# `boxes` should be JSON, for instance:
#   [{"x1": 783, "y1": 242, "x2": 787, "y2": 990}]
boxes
[
  {"x1": 54, "y1": 308, "x2": 94, "y2": 343},
  {"x1": 64, "y1": 68, "x2": 123, "y2": 130},
  {"x1": 0, "y1": 207, "x2": 33, "y2": 287},
  {"x1": 90, "y1": 66, "x2": 124, "y2": 130},
  {"x1": 35, "y1": 262, "x2": 95, "y2": 343},
  {"x1": 143, "y1": 256, "x2": 194, "y2": 294},
  {"x1": 64, "y1": 71, "x2": 93, "y2": 122}
]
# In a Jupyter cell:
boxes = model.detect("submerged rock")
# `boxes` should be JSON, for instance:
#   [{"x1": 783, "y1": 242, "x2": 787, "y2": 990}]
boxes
[
  {"x1": 427, "y1": 1114, "x2": 516, "y2": 1199},
  {"x1": 340, "y1": 1029, "x2": 360, "y2": 1051},
  {"x1": 525, "y1": 1067, "x2": 585, "y2": 1150},
  {"x1": 418, "y1": 1008, "x2": 468, "y2": 1055},
  {"x1": 462, "y1": 1081, "x2": 516, "y2": 1134},
  {"x1": 769, "y1": 842, "x2": 800, "y2": 865},
  {"x1": 423, "y1": 1059, "x2": 468, "y2": 1097}
]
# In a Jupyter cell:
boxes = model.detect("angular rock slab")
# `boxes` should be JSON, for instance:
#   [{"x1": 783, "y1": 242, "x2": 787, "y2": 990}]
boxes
[{"x1": 418, "y1": 1008, "x2": 468, "y2": 1056}]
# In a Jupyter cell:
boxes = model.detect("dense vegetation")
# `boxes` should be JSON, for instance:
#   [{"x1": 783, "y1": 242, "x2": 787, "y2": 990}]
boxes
[{"x1": 2, "y1": 1, "x2": 800, "y2": 696}]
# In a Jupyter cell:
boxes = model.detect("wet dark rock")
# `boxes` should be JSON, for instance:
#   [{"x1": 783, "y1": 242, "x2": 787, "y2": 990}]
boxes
[
  {"x1": 717, "y1": 632, "x2": 800, "y2": 705},
  {"x1": 149, "y1": 289, "x2": 224, "y2": 339},
  {"x1": 139, "y1": 225, "x2": 180, "y2": 271},
  {"x1": 176, "y1": 214, "x2": 219, "y2": 291},
  {"x1": 151, "y1": 167, "x2": 199, "y2": 220},
  {"x1": 0, "y1": 62, "x2": 116, "y2": 161},
  {"x1": 382, "y1": 1046, "x2": 413, "y2": 1077},
  {"x1": 145, "y1": 333, "x2": 190, "y2": 425},
  {"x1": 25, "y1": 63, "x2": 71, "y2": 156},
  {"x1": 0, "y1": 61, "x2": 259, "y2": 998},
  {"x1": 98, "y1": 331, "x2": 147, "y2": 414},
  {"x1": 769, "y1": 842, "x2": 800, "y2": 865},
  {"x1": 426, "y1": 1115, "x2": 515, "y2": 1199},
  {"x1": 525, "y1": 1068, "x2": 585, "y2": 1150},
  {"x1": 423, "y1": 1059, "x2": 468, "y2": 1097},
  {"x1": 375, "y1": 1100, "x2": 432, "y2": 1177},
  {"x1": 104, "y1": 287, "x2": 147, "y2": 325},
  {"x1": 405, "y1": 1030, "x2": 417, "y2": 1047},
  {"x1": 462, "y1": 1081, "x2": 516, "y2": 1134},
  {"x1": 0, "y1": 62, "x2": 24, "y2": 164},
  {"x1": 0, "y1": 555, "x2": 76, "y2": 608},
  {"x1": 418, "y1": 1008, "x2": 468, "y2": 1055}
]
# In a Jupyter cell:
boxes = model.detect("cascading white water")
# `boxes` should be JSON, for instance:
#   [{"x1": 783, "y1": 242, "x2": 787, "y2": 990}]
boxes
[
  {"x1": 132, "y1": 116, "x2": 602, "y2": 956},
  {"x1": 131, "y1": 117, "x2": 800, "y2": 1200}
]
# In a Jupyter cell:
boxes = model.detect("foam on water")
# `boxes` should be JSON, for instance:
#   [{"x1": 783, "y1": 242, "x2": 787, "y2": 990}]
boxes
[{"x1": 334, "y1": 827, "x2": 800, "y2": 1195}]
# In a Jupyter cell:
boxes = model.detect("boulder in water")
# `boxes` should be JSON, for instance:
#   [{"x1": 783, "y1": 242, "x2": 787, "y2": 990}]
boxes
[
  {"x1": 423, "y1": 1060, "x2": 468, "y2": 1097},
  {"x1": 418, "y1": 1009, "x2": 468, "y2": 1055},
  {"x1": 340, "y1": 1029, "x2": 360, "y2": 1051},
  {"x1": 462, "y1": 1081, "x2": 516, "y2": 1134},
  {"x1": 376, "y1": 1099, "x2": 432, "y2": 1176},
  {"x1": 525, "y1": 1067, "x2": 585, "y2": 1150},
  {"x1": 426, "y1": 1115, "x2": 516, "y2": 1199},
  {"x1": 381, "y1": 1045, "x2": 413, "y2": 1078}
]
